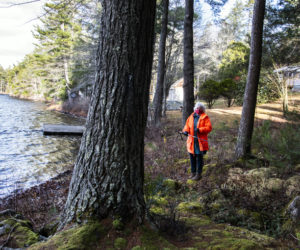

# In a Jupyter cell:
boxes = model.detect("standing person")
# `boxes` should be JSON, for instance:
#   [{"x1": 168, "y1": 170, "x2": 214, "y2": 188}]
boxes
[{"x1": 182, "y1": 102, "x2": 212, "y2": 180}]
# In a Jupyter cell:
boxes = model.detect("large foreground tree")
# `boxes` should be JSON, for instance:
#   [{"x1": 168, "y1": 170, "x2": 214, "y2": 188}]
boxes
[
  {"x1": 235, "y1": 0, "x2": 266, "y2": 159},
  {"x1": 60, "y1": 0, "x2": 156, "y2": 228}
]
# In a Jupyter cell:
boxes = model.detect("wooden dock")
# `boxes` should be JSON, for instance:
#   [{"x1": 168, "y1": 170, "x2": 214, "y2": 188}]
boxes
[{"x1": 43, "y1": 124, "x2": 84, "y2": 135}]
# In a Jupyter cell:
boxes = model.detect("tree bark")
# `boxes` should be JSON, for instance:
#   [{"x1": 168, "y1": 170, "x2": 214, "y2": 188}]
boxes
[
  {"x1": 153, "y1": 0, "x2": 169, "y2": 127},
  {"x1": 182, "y1": 0, "x2": 194, "y2": 126},
  {"x1": 60, "y1": 0, "x2": 156, "y2": 228},
  {"x1": 235, "y1": 0, "x2": 266, "y2": 159}
]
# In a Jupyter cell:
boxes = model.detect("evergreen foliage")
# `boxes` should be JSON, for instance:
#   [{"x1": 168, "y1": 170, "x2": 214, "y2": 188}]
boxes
[
  {"x1": 198, "y1": 79, "x2": 221, "y2": 108},
  {"x1": 219, "y1": 41, "x2": 250, "y2": 80},
  {"x1": 219, "y1": 78, "x2": 238, "y2": 107},
  {"x1": 264, "y1": 0, "x2": 300, "y2": 65}
]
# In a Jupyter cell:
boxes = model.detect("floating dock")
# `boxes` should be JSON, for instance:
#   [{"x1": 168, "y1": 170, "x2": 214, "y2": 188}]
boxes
[{"x1": 43, "y1": 124, "x2": 84, "y2": 135}]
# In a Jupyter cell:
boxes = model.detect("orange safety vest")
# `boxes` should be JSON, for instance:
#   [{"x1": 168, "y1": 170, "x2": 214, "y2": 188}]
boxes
[{"x1": 183, "y1": 112, "x2": 212, "y2": 154}]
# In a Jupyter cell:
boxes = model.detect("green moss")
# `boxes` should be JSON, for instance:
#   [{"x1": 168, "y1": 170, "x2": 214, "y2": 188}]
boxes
[
  {"x1": 131, "y1": 246, "x2": 142, "y2": 250},
  {"x1": 210, "y1": 237, "x2": 260, "y2": 249},
  {"x1": 182, "y1": 216, "x2": 211, "y2": 227},
  {"x1": 194, "y1": 225, "x2": 275, "y2": 249},
  {"x1": 112, "y1": 219, "x2": 124, "y2": 230},
  {"x1": 237, "y1": 209, "x2": 248, "y2": 216},
  {"x1": 15, "y1": 225, "x2": 39, "y2": 247},
  {"x1": 266, "y1": 178, "x2": 284, "y2": 192},
  {"x1": 211, "y1": 202, "x2": 222, "y2": 210},
  {"x1": 186, "y1": 179, "x2": 197, "y2": 186},
  {"x1": 1, "y1": 218, "x2": 39, "y2": 248},
  {"x1": 177, "y1": 202, "x2": 204, "y2": 214},
  {"x1": 194, "y1": 241, "x2": 210, "y2": 248},
  {"x1": 152, "y1": 196, "x2": 169, "y2": 206},
  {"x1": 210, "y1": 189, "x2": 223, "y2": 200},
  {"x1": 149, "y1": 206, "x2": 165, "y2": 215},
  {"x1": 225, "y1": 164, "x2": 233, "y2": 170},
  {"x1": 114, "y1": 237, "x2": 127, "y2": 249},
  {"x1": 176, "y1": 159, "x2": 190, "y2": 164},
  {"x1": 140, "y1": 226, "x2": 176, "y2": 249},
  {"x1": 281, "y1": 219, "x2": 294, "y2": 235},
  {"x1": 163, "y1": 178, "x2": 180, "y2": 190},
  {"x1": 29, "y1": 221, "x2": 106, "y2": 250}
]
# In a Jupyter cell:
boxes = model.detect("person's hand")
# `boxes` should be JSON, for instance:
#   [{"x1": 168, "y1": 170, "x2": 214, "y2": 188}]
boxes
[{"x1": 183, "y1": 131, "x2": 188, "y2": 136}]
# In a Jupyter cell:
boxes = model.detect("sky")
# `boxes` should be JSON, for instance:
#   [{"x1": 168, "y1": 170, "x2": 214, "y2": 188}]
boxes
[
  {"x1": 0, "y1": 0, "x2": 237, "y2": 70},
  {"x1": 0, "y1": 0, "x2": 45, "y2": 69}
]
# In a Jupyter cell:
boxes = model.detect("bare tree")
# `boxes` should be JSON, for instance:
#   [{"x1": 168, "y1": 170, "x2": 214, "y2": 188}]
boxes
[
  {"x1": 235, "y1": 0, "x2": 266, "y2": 159},
  {"x1": 60, "y1": 0, "x2": 156, "y2": 228}
]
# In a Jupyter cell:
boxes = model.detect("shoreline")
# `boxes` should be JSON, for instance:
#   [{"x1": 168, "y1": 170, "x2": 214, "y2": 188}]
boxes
[{"x1": 0, "y1": 169, "x2": 73, "y2": 230}]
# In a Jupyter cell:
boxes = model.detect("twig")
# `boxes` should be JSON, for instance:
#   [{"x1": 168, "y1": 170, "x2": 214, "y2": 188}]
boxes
[
  {"x1": 290, "y1": 233, "x2": 300, "y2": 241},
  {"x1": 0, "y1": 224, "x2": 17, "y2": 249}
]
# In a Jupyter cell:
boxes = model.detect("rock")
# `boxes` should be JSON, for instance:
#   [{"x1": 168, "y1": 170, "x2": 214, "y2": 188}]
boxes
[
  {"x1": 286, "y1": 176, "x2": 300, "y2": 198},
  {"x1": 287, "y1": 196, "x2": 300, "y2": 222}
]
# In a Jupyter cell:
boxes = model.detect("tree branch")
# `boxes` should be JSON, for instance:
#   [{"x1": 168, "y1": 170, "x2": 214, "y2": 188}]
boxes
[{"x1": 0, "y1": 0, "x2": 41, "y2": 8}]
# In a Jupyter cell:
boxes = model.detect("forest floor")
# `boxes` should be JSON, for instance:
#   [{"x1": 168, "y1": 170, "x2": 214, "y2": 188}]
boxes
[{"x1": 0, "y1": 93, "x2": 299, "y2": 249}]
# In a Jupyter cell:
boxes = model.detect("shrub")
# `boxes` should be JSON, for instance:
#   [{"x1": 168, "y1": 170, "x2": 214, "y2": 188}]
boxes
[
  {"x1": 198, "y1": 79, "x2": 221, "y2": 108},
  {"x1": 219, "y1": 78, "x2": 238, "y2": 107}
]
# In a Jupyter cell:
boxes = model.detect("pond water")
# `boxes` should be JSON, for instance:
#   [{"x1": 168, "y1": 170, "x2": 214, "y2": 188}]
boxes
[{"x1": 0, "y1": 94, "x2": 84, "y2": 198}]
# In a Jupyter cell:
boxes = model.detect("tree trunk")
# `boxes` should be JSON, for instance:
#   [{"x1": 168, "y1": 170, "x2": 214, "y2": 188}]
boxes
[
  {"x1": 153, "y1": 0, "x2": 169, "y2": 127},
  {"x1": 60, "y1": 0, "x2": 156, "y2": 228},
  {"x1": 182, "y1": 0, "x2": 194, "y2": 126},
  {"x1": 283, "y1": 78, "x2": 288, "y2": 114},
  {"x1": 235, "y1": 0, "x2": 266, "y2": 159}
]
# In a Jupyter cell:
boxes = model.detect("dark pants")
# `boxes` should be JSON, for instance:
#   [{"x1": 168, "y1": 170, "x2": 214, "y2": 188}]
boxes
[{"x1": 189, "y1": 151, "x2": 206, "y2": 174}]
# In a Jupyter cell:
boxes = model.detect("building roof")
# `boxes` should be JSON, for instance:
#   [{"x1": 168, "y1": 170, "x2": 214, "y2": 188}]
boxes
[
  {"x1": 171, "y1": 78, "x2": 183, "y2": 88},
  {"x1": 273, "y1": 66, "x2": 300, "y2": 73}
]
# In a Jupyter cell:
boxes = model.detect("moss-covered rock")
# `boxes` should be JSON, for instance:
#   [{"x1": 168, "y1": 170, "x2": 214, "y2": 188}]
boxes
[
  {"x1": 152, "y1": 196, "x2": 169, "y2": 206},
  {"x1": 149, "y1": 206, "x2": 165, "y2": 215},
  {"x1": 177, "y1": 202, "x2": 204, "y2": 214},
  {"x1": 295, "y1": 164, "x2": 300, "y2": 172},
  {"x1": 246, "y1": 167, "x2": 272, "y2": 179},
  {"x1": 286, "y1": 176, "x2": 300, "y2": 198},
  {"x1": 29, "y1": 221, "x2": 106, "y2": 250},
  {"x1": 114, "y1": 237, "x2": 127, "y2": 249},
  {"x1": 0, "y1": 218, "x2": 39, "y2": 248},
  {"x1": 163, "y1": 178, "x2": 181, "y2": 191},
  {"x1": 193, "y1": 224, "x2": 275, "y2": 249},
  {"x1": 266, "y1": 178, "x2": 284, "y2": 192}
]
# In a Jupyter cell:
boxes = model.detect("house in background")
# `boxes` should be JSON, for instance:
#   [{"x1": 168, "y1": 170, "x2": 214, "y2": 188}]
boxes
[
  {"x1": 168, "y1": 78, "x2": 184, "y2": 102},
  {"x1": 167, "y1": 78, "x2": 183, "y2": 110},
  {"x1": 274, "y1": 66, "x2": 300, "y2": 92}
]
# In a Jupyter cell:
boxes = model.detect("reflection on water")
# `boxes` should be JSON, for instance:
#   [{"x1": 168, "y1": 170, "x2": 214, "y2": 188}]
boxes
[{"x1": 0, "y1": 94, "x2": 84, "y2": 198}]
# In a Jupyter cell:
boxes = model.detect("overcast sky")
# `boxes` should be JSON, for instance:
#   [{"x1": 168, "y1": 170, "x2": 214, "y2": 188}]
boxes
[
  {"x1": 0, "y1": 0, "x2": 236, "y2": 70},
  {"x1": 0, "y1": 0, "x2": 45, "y2": 69}
]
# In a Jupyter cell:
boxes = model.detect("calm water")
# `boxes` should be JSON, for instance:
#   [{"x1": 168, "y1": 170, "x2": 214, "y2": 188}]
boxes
[{"x1": 0, "y1": 94, "x2": 84, "y2": 198}]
